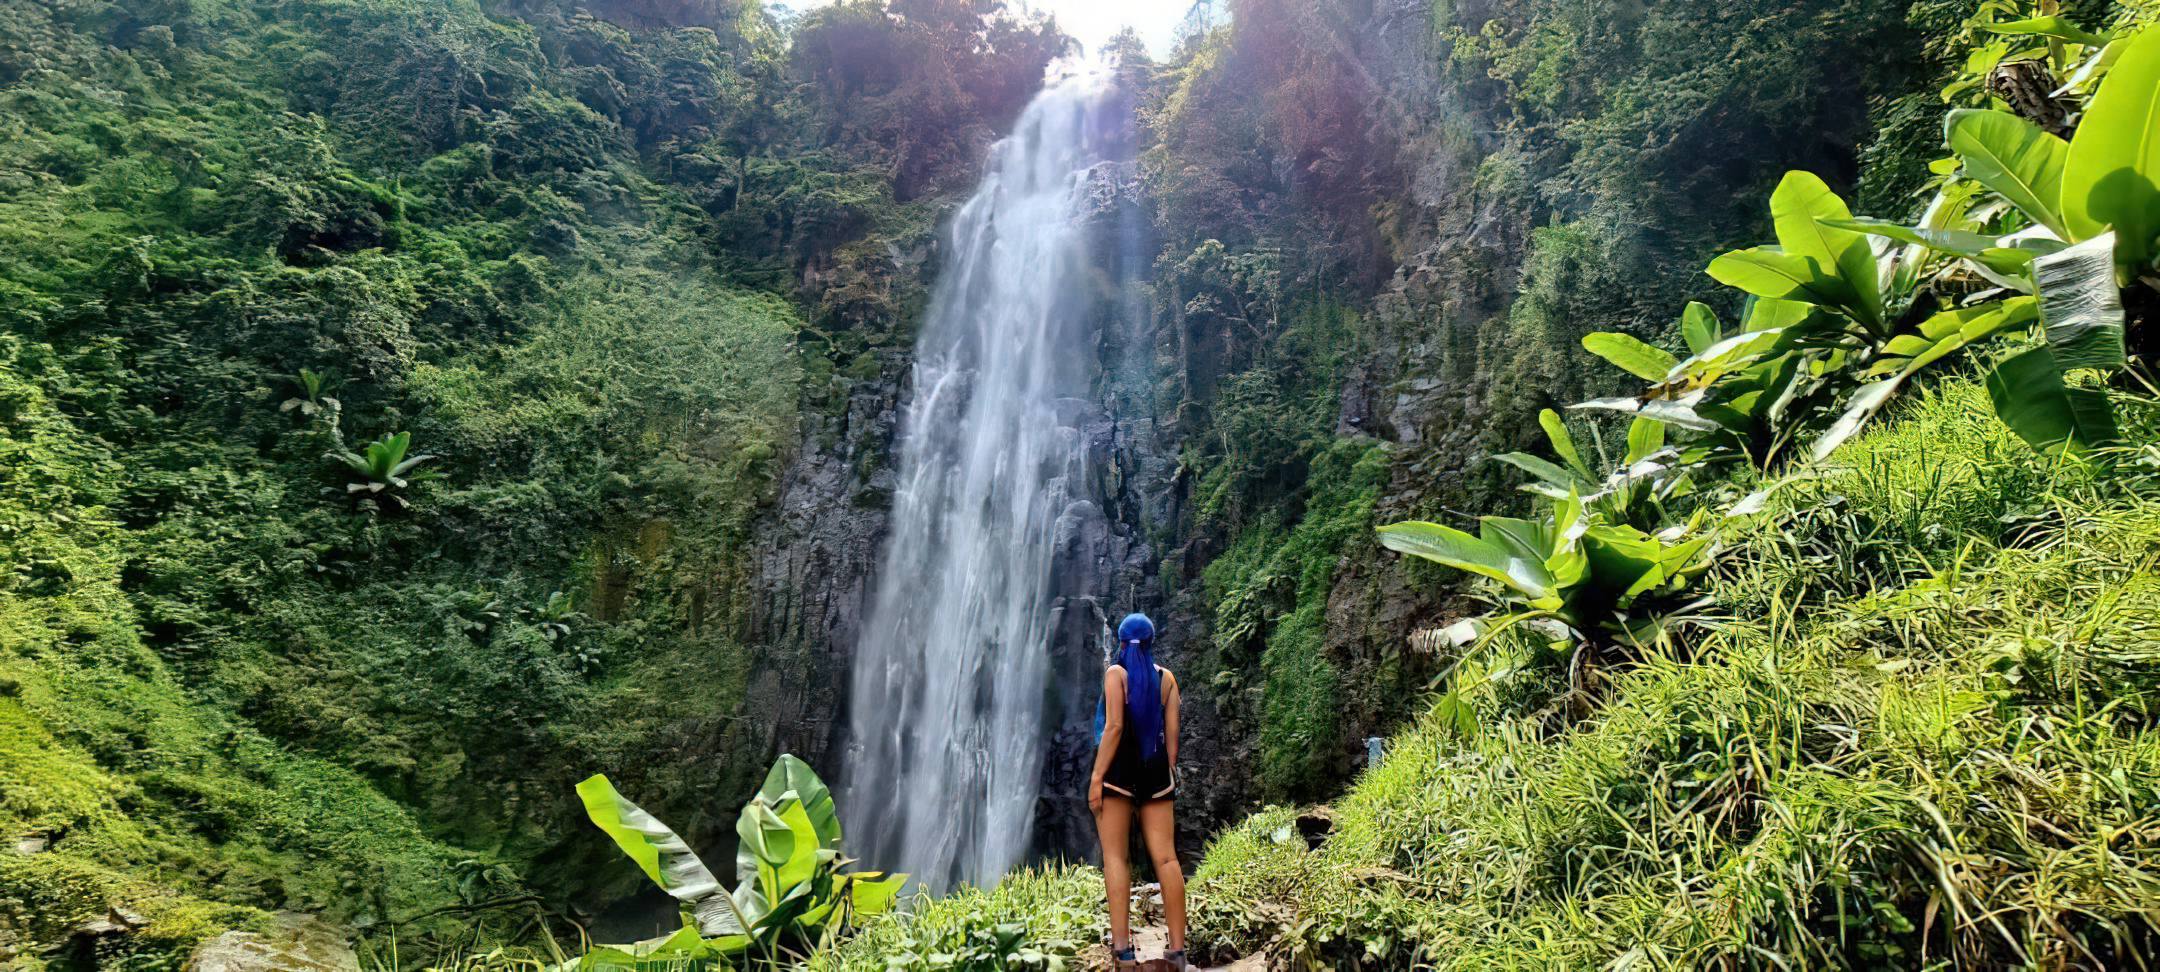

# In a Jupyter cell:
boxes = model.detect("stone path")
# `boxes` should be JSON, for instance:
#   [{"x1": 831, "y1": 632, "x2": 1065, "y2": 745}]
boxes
[
  {"x1": 1087, "y1": 884, "x2": 1264, "y2": 972},
  {"x1": 1126, "y1": 923, "x2": 1262, "y2": 972}
]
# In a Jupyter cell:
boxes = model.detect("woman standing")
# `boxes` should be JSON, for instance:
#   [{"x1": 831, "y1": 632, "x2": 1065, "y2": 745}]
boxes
[{"x1": 1088, "y1": 613, "x2": 1187, "y2": 970}]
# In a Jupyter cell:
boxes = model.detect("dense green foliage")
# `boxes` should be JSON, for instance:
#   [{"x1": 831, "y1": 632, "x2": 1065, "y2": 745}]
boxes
[
  {"x1": 0, "y1": 0, "x2": 1059, "y2": 964},
  {"x1": 807, "y1": 869, "x2": 1098, "y2": 972},
  {"x1": 1385, "y1": 4, "x2": 2158, "y2": 714},
  {"x1": 1139, "y1": 0, "x2": 1943, "y2": 811},
  {"x1": 812, "y1": 2, "x2": 2160, "y2": 970},
  {"x1": 1183, "y1": 380, "x2": 2160, "y2": 967},
  {"x1": 13, "y1": 0, "x2": 2160, "y2": 967}
]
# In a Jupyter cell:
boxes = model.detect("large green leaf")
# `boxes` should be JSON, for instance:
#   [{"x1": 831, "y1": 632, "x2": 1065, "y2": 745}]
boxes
[
  {"x1": 758, "y1": 754, "x2": 841, "y2": 851},
  {"x1": 1537, "y1": 408, "x2": 1592, "y2": 481},
  {"x1": 577, "y1": 922, "x2": 720, "y2": 970},
  {"x1": 772, "y1": 800, "x2": 823, "y2": 892},
  {"x1": 1665, "y1": 327, "x2": 1798, "y2": 392},
  {"x1": 1865, "y1": 300, "x2": 2036, "y2": 378},
  {"x1": 2033, "y1": 231, "x2": 2126, "y2": 370},
  {"x1": 1623, "y1": 416, "x2": 1665, "y2": 467},
  {"x1": 1985, "y1": 345, "x2": 2119, "y2": 454},
  {"x1": 1579, "y1": 527, "x2": 1666, "y2": 600},
  {"x1": 1494, "y1": 452, "x2": 1578, "y2": 495},
  {"x1": 1582, "y1": 332, "x2": 1679, "y2": 382},
  {"x1": 576, "y1": 774, "x2": 742, "y2": 936},
  {"x1": 1769, "y1": 172, "x2": 1881, "y2": 326},
  {"x1": 1743, "y1": 297, "x2": 1816, "y2": 333},
  {"x1": 1377, "y1": 521, "x2": 1556, "y2": 605},
  {"x1": 1947, "y1": 109, "x2": 2072, "y2": 239},
  {"x1": 1679, "y1": 302, "x2": 1721, "y2": 355},
  {"x1": 847, "y1": 872, "x2": 909, "y2": 917},
  {"x1": 1822, "y1": 217, "x2": 2035, "y2": 275},
  {"x1": 1571, "y1": 396, "x2": 1725, "y2": 433},
  {"x1": 1983, "y1": 16, "x2": 2111, "y2": 47},
  {"x1": 1481, "y1": 515, "x2": 1561, "y2": 567},
  {"x1": 735, "y1": 800, "x2": 800, "y2": 884},
  {"x1": 2063, "y1": 27, "x2": 2160, "y2": 266},
  {"x1": 1706, "y1": 248, "x2": 1853, "y2": 308}
]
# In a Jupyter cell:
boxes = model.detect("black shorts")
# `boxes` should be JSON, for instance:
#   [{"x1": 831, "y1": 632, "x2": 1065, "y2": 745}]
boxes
[{"x1": 1102, "y1": 751, "x2": 1176, "y2": 802}]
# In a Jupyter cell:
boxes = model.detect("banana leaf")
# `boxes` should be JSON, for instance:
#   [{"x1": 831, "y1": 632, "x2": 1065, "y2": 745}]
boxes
[
  {"x1": 1539, "y1": 409, "x2": 1592, "y2": 481},
  {"x1": 576, "y1": 774, "x2": 745, "y2": 937},
  {"x1": 1770, "y1": 172, "x2": 1882, "y2": 327},
  {"x1": 1707, "y1": 247, "x2": 1855, "y2": 310},
  {"x1": 1582, "y1": 332, "x2": 1679, "y2": 382},
  {"x1": 1986, "y1": 344, "x2": 2119, "y2": 454},
  {"x1": 758, "y1": 754, "x2": 842, "y2": 851},
  {"x1": 1680, "y1": 302, "x2": 1721, "y2": 355},
  {"x1": 1377, "y1": 520, "x2": 1559, "y2": 607},
  {"x1": 1947, "y1": 109, "x2": 2072, "y2": 239},
  {"x1": 2033, "y1": 231, "x2": 2126, "y2": 370},
  {"x1": 1623, "y1": 417, "x2": 1666, "y2": 466},
  {"x1": 2062, "y1": 26, "x2": 2160, "y2": 265},
  {"x1": 1983, "y1": 15, "x2": 2111, "y2": 47}
]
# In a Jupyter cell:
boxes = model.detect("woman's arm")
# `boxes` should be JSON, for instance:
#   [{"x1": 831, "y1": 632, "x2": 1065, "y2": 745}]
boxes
[
  {"x1": 1164, "y1": 669, "x2": 1180, "y2": 767},
  {"x1": 1088, "y1": 666, "x2": 1126, "y2": 814}
]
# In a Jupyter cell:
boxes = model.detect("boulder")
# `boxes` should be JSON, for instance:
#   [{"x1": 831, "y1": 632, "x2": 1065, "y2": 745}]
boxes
[{"x1": 186, "y1": 914, "x2": 356, "y2": 972}]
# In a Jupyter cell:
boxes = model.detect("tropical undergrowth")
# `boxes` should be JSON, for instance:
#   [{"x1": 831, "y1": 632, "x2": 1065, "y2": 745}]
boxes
[
  {"x1": 792, "y1": 374, "x2": 2160, "y2": 972},
  {"x1": 810, "y1": 5, "x2": 2160, "y2": 969},
  {"x1": 1181, "y1": 378, "x2": 2160, "y2": 969},
  {"x1": 0, "y1": 0, "x2": 1060, "y2": 965}
]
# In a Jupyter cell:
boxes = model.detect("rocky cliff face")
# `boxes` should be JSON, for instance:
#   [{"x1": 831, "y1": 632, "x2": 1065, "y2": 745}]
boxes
[{"x1": 728, "y1": 0, "x2": 1922, "y2": 877}]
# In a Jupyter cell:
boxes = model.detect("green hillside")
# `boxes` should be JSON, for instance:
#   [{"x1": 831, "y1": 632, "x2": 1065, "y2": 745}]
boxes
[{"x1": 5, "y1": 0, "x2": 2160, "y2": 968}]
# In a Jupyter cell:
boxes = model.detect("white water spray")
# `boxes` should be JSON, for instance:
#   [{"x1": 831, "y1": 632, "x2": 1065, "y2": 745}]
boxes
[{"x1": 840, "y1": 67, "x2": 1126, "y2": 891}]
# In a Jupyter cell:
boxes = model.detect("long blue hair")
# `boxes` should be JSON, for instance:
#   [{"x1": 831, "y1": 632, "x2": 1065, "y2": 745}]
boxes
[{"x1": 1115, "y1": 613, "x2": 1164, "y2": 761}]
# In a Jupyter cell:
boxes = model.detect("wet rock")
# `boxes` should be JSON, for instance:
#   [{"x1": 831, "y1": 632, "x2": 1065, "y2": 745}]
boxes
[
  {"x1": 186, "y1": 913, "x2": 356, "y2": 972},
  {"x1": 53, "y1": 907, "x2": 146, "y2": 969}
]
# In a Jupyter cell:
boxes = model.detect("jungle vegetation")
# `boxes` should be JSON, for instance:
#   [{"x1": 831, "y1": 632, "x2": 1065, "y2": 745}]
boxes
[{"x1": 7, "y1": 0, "x2": 2160, "y2": 968}]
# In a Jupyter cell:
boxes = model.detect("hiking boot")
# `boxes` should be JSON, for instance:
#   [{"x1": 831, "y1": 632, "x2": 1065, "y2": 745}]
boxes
[{"x1": 1113, "y1": 946, "x2": 1138, "y2": 970}]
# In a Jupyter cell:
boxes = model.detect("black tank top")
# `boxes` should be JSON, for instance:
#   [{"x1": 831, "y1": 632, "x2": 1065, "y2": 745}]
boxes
[{"x1": 1101, "y1": 665, "x2": 1175, "y2": 801}]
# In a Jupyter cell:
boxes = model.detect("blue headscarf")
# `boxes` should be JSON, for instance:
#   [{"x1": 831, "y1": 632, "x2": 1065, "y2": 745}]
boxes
[{"x1": 1115, "y1": 613, "x2": 1164, "y2": 762}]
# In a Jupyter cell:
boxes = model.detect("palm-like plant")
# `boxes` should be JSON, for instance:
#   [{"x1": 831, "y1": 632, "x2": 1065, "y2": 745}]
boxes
[
  {"x1": 328, "y1": 431, "x2": 436, "y2": 511},
  {"x1": 1806, "y1": 24, "x2": 2149, "y2": 457},
  {"x1": 1377, "y1": 492, "x2": 1713, "y2": 653},
  {"x1": 280, "y1": 368, "x2": 339, "y2": 419},
  {"x1": 1494, "y1": 408, "x2": 1687, "y2": 530},
  {"x1": 573, "y1": 755, "x2": 907, "y2": 967}
]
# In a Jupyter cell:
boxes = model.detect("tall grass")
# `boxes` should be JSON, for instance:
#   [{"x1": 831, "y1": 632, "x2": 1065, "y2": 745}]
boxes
[{"x1": 1176, "y1": 379, "x2": 2160, "y2": 969}]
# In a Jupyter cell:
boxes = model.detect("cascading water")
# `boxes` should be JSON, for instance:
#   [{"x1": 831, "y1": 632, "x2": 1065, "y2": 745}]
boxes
[{"x1": 841, "y1": 66, "x2": 1127, "y2": 892}]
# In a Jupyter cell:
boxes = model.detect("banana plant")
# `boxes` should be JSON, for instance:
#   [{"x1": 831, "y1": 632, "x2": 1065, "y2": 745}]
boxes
[
  {"x1": 1833, "y1": 25, "x2": 2157, "y2": 454},
  {"x1": 1576, "y1": 296, "x2": 1825, "y2": 466},
  {"x1": 1376, "y1": 492, "x2": 1713, "y2": 653},
  {"x1": 1494, "y1": 408, "x2": 1685, "y2": 530},
  {"x1": 328, "y1": 431, "x2": 436, "y2": 511},
  {"x1": 280, "y1": 368, "x2": 339, "y2": 418},
  {"x1": 1577, "y1": 172, "x2": 1947, "y2": 468},
  {"x1": 574, "y1": 755, "x2": 907, "y2": 968}
]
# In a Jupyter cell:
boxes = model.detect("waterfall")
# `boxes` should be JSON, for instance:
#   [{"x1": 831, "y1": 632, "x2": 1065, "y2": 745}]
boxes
[{"x1": 841, "y1": 66, "x2": 1126, "y2": 892}]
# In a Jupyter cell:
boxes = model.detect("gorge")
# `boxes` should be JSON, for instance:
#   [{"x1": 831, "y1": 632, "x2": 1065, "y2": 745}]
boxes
[{"x1": 11, "y1": 0, "x2": 2159, "y2": 968}]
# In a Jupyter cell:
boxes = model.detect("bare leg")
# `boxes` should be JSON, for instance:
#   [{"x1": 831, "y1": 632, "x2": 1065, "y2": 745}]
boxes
[
  {"x1": 1139, "y1": 799, "x2": 1186, "y2": 952},
  {"x1": 1096, "y1": 797, "x2": 1134, "y2": 951}
]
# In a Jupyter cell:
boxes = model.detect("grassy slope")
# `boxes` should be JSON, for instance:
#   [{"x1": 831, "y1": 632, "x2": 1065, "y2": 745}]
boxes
[
  {"x1": 0, "y1": 0, "x2": 809, "y2": 960},
  {"x1": 817, "y1": 379, "x2": 2160, "y2": 970},
  {"x1": 1184, "y1": 381, "x2": 2160, "y2": 968}
]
